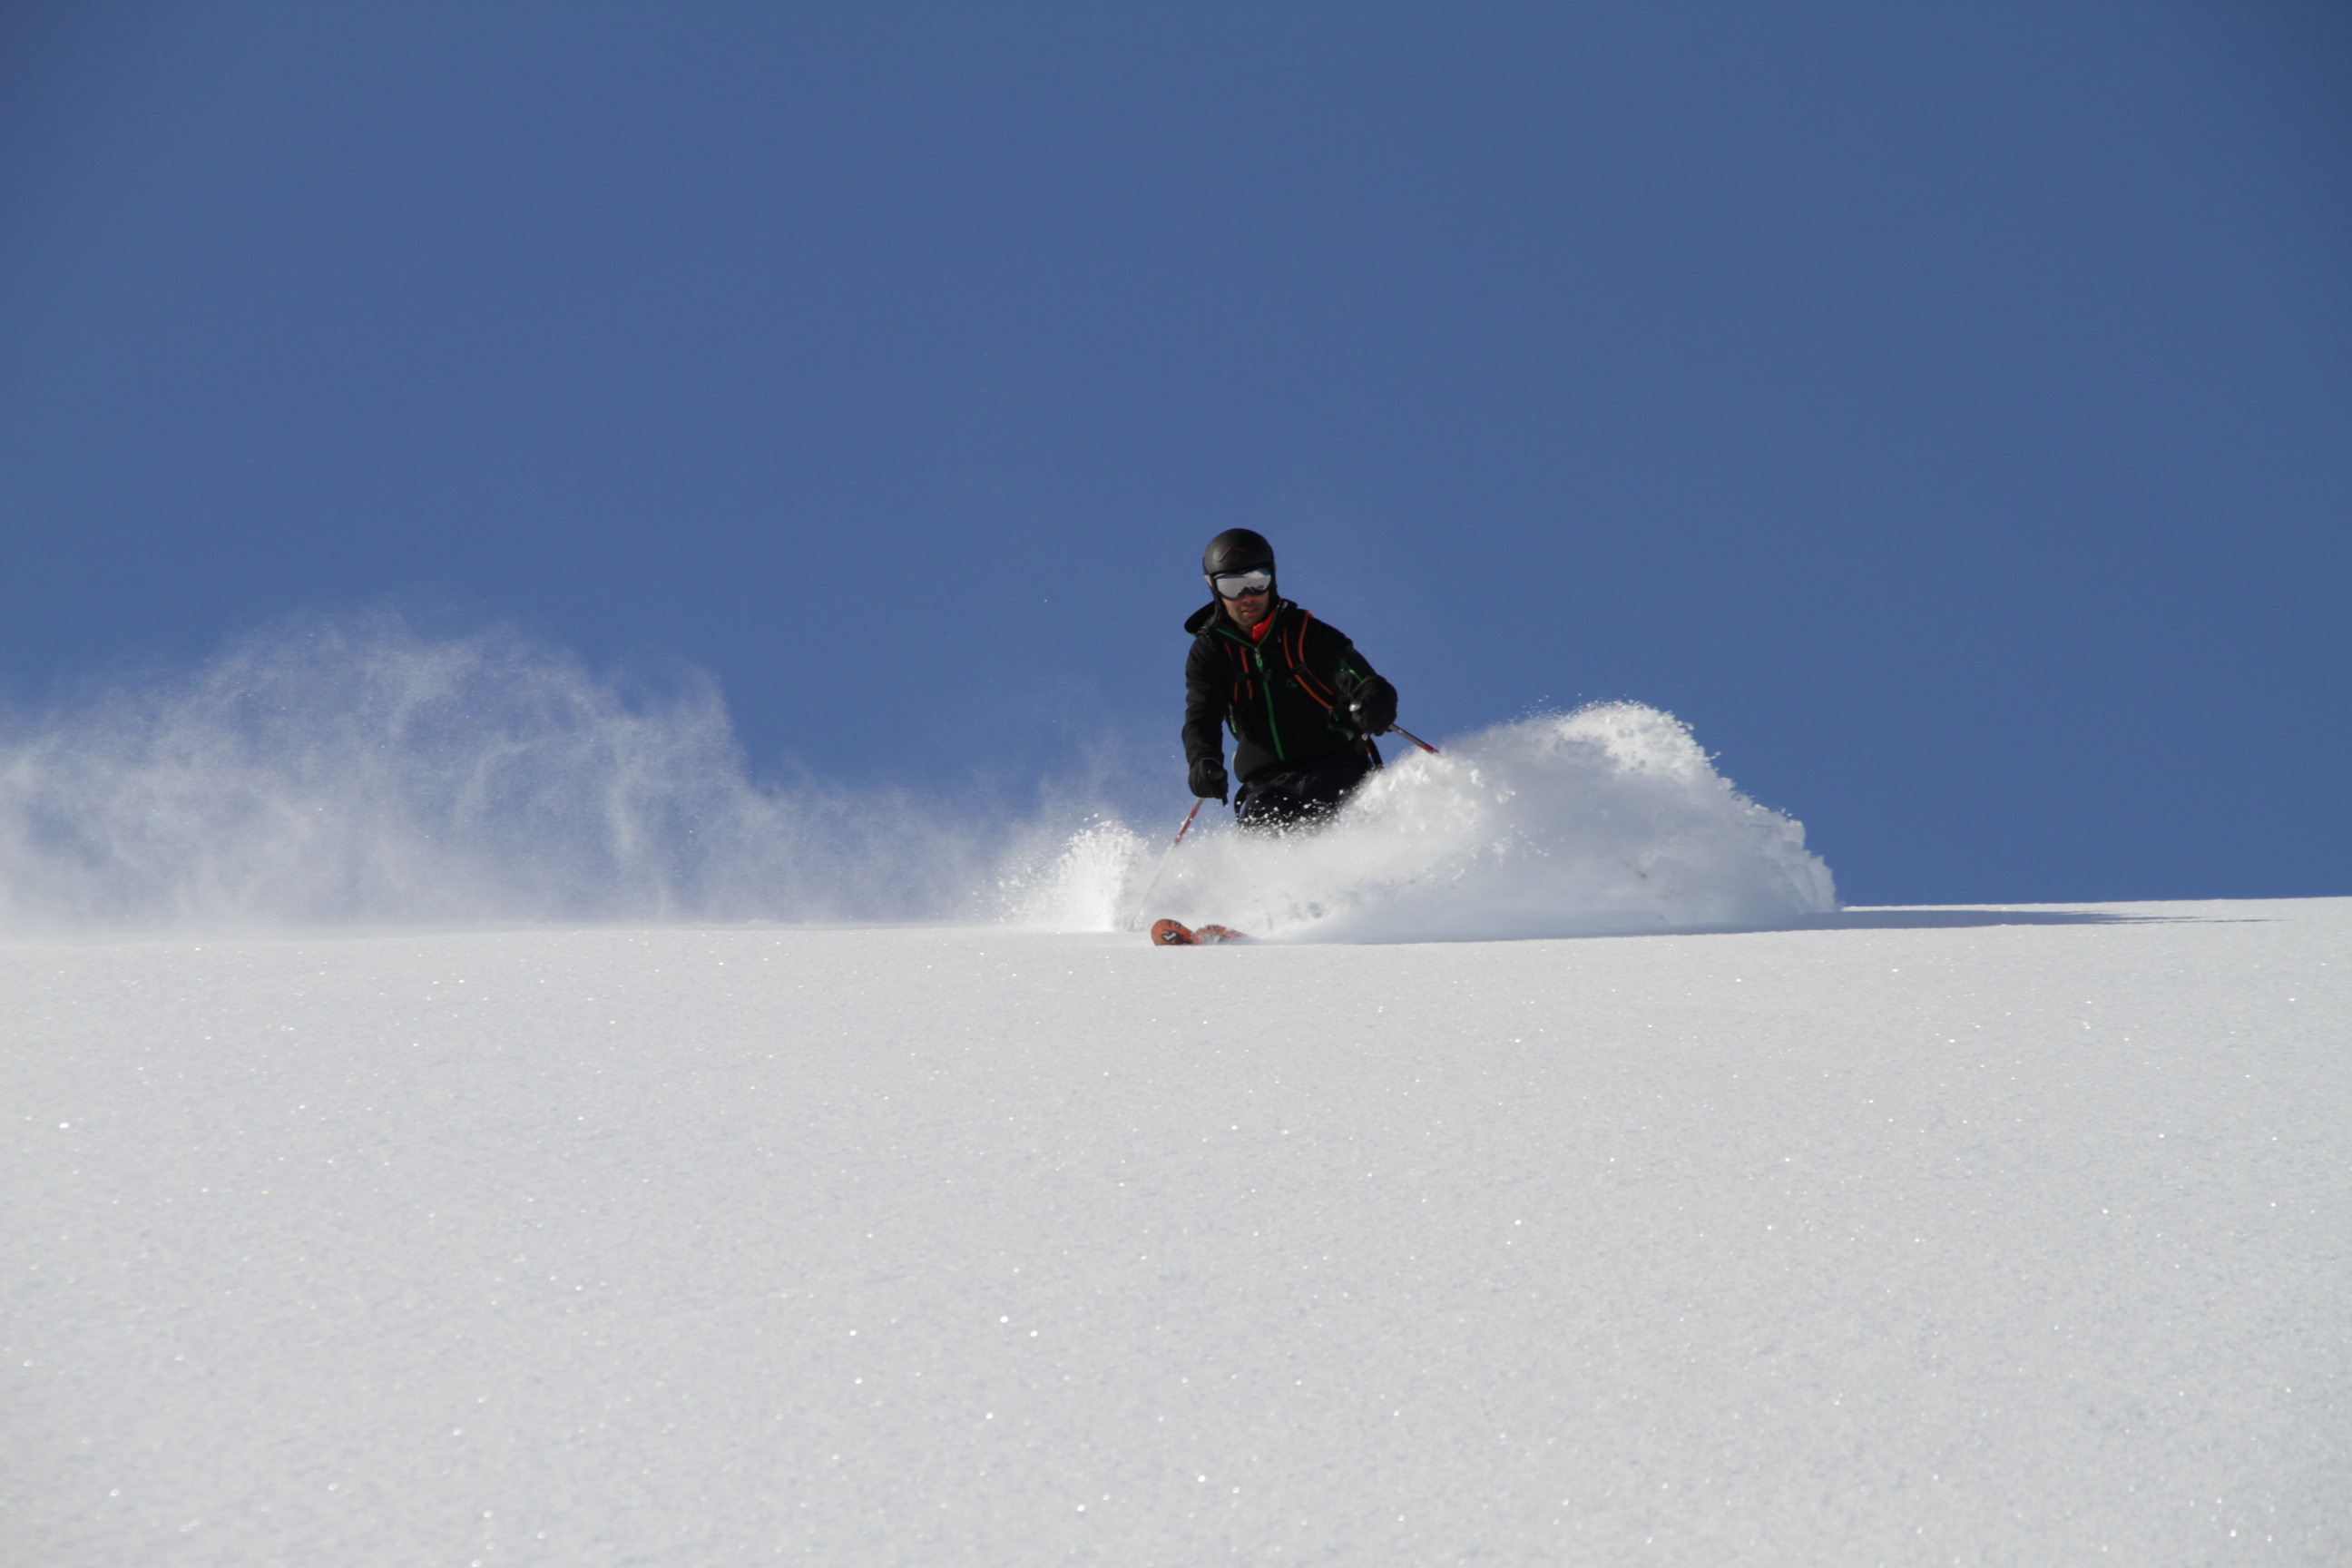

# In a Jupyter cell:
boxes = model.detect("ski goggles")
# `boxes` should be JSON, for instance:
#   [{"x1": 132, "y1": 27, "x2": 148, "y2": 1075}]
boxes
[{"x1": 1210, "y1": 567, "x2": 1274, "y2": 598}]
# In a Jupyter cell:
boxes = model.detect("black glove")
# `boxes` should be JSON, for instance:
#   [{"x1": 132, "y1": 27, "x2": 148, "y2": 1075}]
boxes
[
  {"x1": 1188, "y1": 756, "x2": 1230, "y2": 802},
  {"x1": 1335, "y1": 674, "x2": 1397, "y2": 739}
]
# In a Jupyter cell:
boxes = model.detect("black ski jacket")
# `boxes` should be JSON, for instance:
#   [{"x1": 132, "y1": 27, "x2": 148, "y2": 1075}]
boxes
[{"x1": 1182, "y1": 598, "x2": 1395, "y2": 787}]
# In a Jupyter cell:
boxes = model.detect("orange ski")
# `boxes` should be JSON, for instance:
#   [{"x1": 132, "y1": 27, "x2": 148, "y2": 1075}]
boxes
[{"x1": 1149, "y1": 919, "x2": 1250, "y2": 946}]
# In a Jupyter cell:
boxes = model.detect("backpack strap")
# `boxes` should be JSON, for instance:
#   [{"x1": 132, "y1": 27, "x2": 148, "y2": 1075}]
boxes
[
  {"x1": 1221, "y1": 635, "x2": 1255, "y2": 706},
  {"x1": 1215, "y1": 608, "x2": 1338, "y2": 712},
  {"x1": 1279, "y1": 611, "x2": 1340, "y2": 710}
]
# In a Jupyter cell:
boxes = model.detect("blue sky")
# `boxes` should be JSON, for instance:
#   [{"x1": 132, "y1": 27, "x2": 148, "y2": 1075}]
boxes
[{"x1": 3, "y1": 1, "x2": 2347, "y2": 906}]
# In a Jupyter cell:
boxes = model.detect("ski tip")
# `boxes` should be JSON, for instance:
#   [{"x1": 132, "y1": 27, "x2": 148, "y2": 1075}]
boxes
[{"x1": 1149, "y1": 919, "x2": 1250, "y2": 946}]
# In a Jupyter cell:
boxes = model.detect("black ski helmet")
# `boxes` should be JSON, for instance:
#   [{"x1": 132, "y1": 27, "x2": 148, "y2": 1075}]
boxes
[{"x1": 1202, "y1": 528, "x2": 1276, "y2": 583}]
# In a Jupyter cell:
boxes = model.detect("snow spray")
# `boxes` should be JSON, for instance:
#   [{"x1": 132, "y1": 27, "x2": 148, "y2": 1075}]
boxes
[
  {"x1": 0, "y1": 612, "x2": 1047, "y2": 935},
  {"x1": 0, "y1": 613, "x2": 1834, "y2": 942},
  {"x1": 1010, "y1": 704, "x2": 1837, "y2": 941}
]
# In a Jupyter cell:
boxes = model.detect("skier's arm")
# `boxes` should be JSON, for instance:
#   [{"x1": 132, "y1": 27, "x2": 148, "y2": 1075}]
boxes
[
  {"x1": 1313, "y1": 630, "x2": 1398, "y2": 738},
  {"x1": 1181, "y1": 642, "x2": 1231, "y2": 797}
]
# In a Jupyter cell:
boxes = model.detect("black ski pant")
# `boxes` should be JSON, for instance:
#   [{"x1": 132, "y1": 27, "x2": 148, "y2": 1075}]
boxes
[{"x1": 1235, "y1": 747, "x2": 1376, "y2": 831}]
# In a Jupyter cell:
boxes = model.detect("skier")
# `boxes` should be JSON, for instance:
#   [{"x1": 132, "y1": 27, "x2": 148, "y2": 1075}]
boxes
[{"x1": 1182, "y1": 529, "x2": 1398, "y2": 830}]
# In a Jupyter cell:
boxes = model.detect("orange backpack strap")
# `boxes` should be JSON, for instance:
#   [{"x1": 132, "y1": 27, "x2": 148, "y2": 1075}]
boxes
[{"x1": 1283, "y1": 611, "x2": 1339, "y2": 710}]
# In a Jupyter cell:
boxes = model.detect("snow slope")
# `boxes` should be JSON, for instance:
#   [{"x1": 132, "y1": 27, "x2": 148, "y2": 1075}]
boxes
[{"x1": 6, "y1": 897, "x2": 2347, "y2": 1564}]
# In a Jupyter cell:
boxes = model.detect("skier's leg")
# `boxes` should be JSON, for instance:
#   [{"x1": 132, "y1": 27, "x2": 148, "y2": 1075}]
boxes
[{"x1": 1237, "y1": 751, "x2": 1371, "y2": 832}]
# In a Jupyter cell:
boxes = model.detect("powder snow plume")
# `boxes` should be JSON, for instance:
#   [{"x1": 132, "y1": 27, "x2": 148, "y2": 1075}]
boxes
[
  {"x1": 0, "y1": 612, "x2": 1062, "y2": 936},
  {"x1": 1009, "y1": 704, "x2": 1837, "y2": 941},
  {"x1": 0, "y1": 613, "x2": 1834, "y2": 940}
]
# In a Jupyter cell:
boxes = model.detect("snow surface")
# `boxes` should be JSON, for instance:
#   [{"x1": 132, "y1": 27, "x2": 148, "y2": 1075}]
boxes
[
  {"x1": 7, "y1": 897, "x2": 2348, "y2": 1564},
  {"x1": 3, "y1": 625, "x2": 2341, "y2": 1558}
]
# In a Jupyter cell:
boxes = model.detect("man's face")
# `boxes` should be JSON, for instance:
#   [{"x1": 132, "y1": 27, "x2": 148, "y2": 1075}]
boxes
[
  {"x1": 1220, "y1": 583, "x2": 1272, "y2": 629},
  {"x1": 1214, "y1": 567, "x2": 1274, "y2": 629}
]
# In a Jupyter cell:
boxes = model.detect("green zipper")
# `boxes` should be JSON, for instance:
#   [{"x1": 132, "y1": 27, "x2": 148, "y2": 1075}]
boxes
[{"x1": 1221, "y1": 613, "x2": 1288, "y2": 762}]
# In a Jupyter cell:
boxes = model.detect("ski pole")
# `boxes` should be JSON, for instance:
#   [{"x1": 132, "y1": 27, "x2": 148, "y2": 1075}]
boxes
[
  {"x1": 1387, "y1": 723, "x2": 1439, "y2": 754},
  {"x1": 1123, "y1": 798, "x2": 1205, "y2": 930}
]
